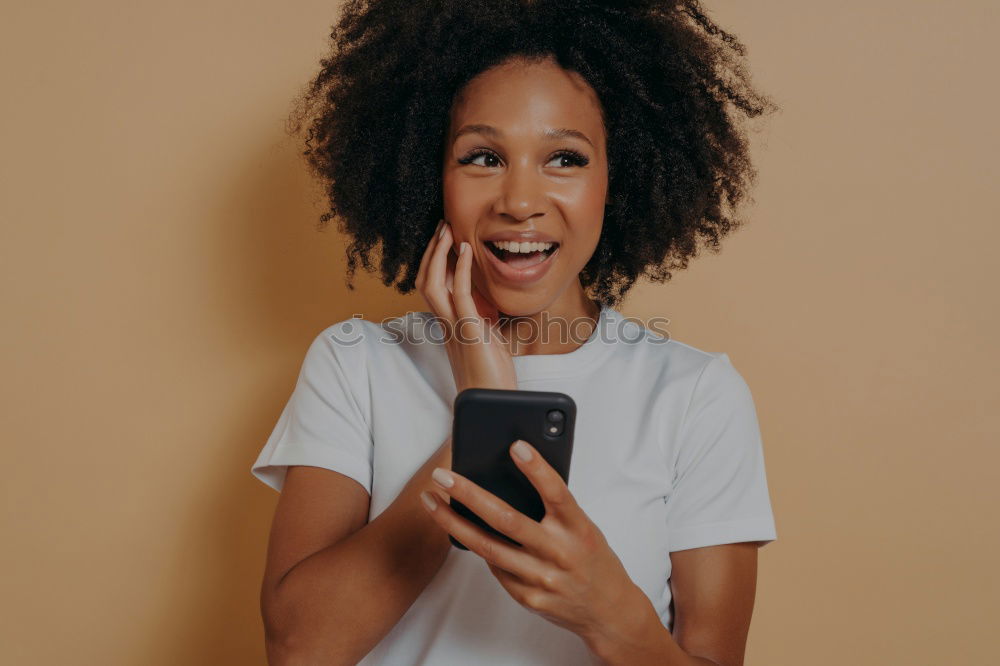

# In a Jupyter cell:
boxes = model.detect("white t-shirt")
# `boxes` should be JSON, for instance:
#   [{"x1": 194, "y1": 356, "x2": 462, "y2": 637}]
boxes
[{"x1": 251, "y1": 303, "x2": 777, "y2": 665}]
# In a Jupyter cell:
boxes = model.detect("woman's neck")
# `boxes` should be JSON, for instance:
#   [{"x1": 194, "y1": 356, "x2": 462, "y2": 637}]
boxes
[{"x1": 496, "y1": 289, "x2": 602, "y2": 357}]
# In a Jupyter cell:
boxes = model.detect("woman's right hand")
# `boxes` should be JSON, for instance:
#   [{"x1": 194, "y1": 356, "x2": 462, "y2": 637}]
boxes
[{"x1": 414, "y1": 219, "x2": 518, "y2": 394}]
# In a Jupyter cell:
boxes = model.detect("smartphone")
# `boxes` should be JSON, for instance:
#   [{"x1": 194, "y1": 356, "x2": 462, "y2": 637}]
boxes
[{"x1": 448, "y1": 387, "x2": 576, "y2": 551}]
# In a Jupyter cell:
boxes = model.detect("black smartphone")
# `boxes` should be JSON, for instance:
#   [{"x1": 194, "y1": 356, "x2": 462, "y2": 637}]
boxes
[{"x1": 448, "y1": 387, "x2": 576, "y2": 551}]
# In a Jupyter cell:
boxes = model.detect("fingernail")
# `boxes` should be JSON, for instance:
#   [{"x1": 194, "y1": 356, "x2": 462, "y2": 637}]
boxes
[
  {"x1": 420, "y1": 490, "x2": 437, "y2": 511},
  {"x1": 460, "y1": 241, "x2": 468, "y2": 255},
  {"x1": 439, "y1": 222, "x2": 448, "y2": 239},
  {"x1": 512, "y1": 440, "x2": 532, "y2": 462},
  {"x1": 432, "y1": 467, "x2": 454, "y2": 488}
]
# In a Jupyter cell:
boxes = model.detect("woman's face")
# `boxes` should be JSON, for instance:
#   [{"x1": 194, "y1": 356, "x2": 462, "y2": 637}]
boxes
[{"x1": 442, "y1": 56, "x2": 609, "y2": 317}]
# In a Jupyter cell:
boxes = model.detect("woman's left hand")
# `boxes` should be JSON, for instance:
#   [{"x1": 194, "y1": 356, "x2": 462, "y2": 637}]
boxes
[{"x1": 420, "y1": 438, "x2": 642, "y2": 643}]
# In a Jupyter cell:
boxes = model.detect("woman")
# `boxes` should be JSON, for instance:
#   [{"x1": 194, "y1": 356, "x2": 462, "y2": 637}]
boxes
[{"x1": 251, "y1": 1, "x2": 778, "y2": 664}]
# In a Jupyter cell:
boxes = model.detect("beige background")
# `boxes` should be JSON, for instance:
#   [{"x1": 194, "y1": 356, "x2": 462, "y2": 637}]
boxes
[{"x1": 2, "y1": 1, "x2": 996, "y2": 664}]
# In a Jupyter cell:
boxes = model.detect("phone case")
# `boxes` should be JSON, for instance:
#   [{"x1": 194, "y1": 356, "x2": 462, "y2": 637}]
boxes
[{"x1": 448, "y1": 387, "x2": 576, "y2": 551}]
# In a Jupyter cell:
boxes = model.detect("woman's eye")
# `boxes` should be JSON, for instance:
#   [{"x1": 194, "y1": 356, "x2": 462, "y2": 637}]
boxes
[
  {"x1": 458, "y1": 149, "x2": 590, "y2": 169},
  {"x1": 545, "y1": 150, "x2": 590, "y2": 168},
  {"x1": 458, "y1": 150, "x2": 502, "y2": 167}
]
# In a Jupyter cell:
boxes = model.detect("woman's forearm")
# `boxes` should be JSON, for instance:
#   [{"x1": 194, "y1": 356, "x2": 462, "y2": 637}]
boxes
[
  {"x1": 584, "y1": 584, "x2": 719, "y2": 666},
  {"x1": 263, "y1": 478, "x2": 453, "y2": 665}
]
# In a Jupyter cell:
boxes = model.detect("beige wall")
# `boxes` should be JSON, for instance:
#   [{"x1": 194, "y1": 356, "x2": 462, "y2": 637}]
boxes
[{"x1": 2, "y1": 1, "x2": 996, "y2": 663}]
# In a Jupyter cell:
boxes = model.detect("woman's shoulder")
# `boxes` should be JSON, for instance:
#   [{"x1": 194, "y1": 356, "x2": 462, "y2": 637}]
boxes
[
  {"x1": 604, "y1": 308, "x2": 727, "y2": 373},
  {"x1": 606, "y1": 312, "x2": 756, "y2": 406}
]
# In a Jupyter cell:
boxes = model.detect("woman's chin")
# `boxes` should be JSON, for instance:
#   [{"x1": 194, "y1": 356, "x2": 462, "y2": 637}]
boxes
[
  {"x1": 487, "y1": 295, "x2": 550, "y2": 318},
  {"x1": 474, "y1": 278, "x2": 560, "y2": 319}
]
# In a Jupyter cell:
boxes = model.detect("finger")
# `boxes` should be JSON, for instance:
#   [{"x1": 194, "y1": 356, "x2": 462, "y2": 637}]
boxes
[
  {"x1": 416, "y1": 219, "x2": 445, "y2": 287},
  {"x1": 424, "y1": 488, "x2": 543, "y2": 580},
  {"x1": 488, "y1": 561, "x2": 527, "y2": 587},
  {"x1": 487, "y1": 562, "x2": 557, "y2": 610},
  {"x1": 431, "y1": 467, "x2": 560, "y2": 562},
  {"x1": 444, "y1": 241, "x2": 457, "y2": 295},
  {"x1": 415, "y1": 219, "x2": 444, "y2": 291},
  {"x1": 509, "y1": 440, "x2": 580, "y2": 521},
  {"x1": 425, "y1": 223, "x2": 457, "y2": 320},
  {"x1": 450, "y1": 241, "x2": 484, "y2": 343}
]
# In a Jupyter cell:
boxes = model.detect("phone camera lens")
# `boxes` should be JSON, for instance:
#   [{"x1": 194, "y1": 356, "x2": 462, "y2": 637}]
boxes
[{"x1": 545, "y1": 410, "x2": 565, "y2": 437}]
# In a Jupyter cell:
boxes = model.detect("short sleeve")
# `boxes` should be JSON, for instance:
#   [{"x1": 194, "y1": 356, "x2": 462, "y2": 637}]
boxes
[
  {"x1": 664, "y1": 353, "x2": 777, "y2": 552},
  {"x1": 250, "y1": 320, "x2": 374, "y2": 495}
]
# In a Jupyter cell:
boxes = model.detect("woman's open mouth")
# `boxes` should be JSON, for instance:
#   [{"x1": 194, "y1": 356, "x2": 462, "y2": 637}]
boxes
[{"x1": 482, "y1": 239, "x2": 559, "y2": 284}]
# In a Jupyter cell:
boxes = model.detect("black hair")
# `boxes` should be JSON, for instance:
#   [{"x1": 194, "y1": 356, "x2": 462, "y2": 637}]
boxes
[{"x1": 286, "y1": 0, "x2": 777, "y2": 307}]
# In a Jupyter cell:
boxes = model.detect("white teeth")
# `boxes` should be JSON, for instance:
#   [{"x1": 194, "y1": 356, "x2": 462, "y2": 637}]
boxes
[{"x1": 488, "y1": 240, "x2": 556, "y2": 253}]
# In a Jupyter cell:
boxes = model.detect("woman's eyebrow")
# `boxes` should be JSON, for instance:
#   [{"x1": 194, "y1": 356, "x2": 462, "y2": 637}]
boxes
[{"x1": 453, "y1": 124, "x2": 594, "y2": 149}]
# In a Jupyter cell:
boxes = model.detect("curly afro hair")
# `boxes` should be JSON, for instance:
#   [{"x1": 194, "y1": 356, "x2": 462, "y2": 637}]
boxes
[{"x1": 286, "y1": 0, "x2": 777, "y2": 308}]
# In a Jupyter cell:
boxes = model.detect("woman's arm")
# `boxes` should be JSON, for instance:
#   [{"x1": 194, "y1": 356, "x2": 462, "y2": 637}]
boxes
[
  {"x1": 261, "y1": 440, "x2": 453, "y2": 665},
  {"x1": 587, "y1": 542, "x2": 760, "y2": 666}
]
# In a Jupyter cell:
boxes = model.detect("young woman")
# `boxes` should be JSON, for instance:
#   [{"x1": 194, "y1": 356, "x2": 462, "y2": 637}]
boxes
[{"x1": 251, "y1": 1, "x2": 778, "y2": 664}]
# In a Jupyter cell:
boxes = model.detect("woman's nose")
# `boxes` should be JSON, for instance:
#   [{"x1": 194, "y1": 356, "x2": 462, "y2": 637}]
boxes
[{"x1": 495, "y1": 161, "x2": 547, "y2": 220}]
